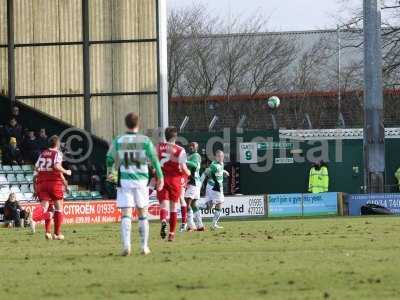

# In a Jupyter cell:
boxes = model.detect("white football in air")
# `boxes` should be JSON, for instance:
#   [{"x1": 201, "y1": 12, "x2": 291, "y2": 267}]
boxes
[{"x1": 267, "y1": 96, "x2": 280, "y2": 109}]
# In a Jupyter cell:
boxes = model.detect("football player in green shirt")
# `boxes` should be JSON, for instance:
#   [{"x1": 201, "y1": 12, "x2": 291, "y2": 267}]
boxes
[
  {"x1": 184, "y1": 142, "x2": 204, "y2": 231},
  {"x1": 106, "y1": 113, "x2": 164, "y2": 256},
  {"x1": 203, "y1": 150, "x2": 229, "y2": 229}
]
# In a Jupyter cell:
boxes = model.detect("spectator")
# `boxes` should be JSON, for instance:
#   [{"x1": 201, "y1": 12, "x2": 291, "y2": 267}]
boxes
[
  {"x1": 2, "y1": 137, "x2": 24, "y2": 165},
  {"x1": 10, "y1": 105, "x2": 22, "y2": 124},
  {"x1": 37, "y1": 128, "x2": 48, "y2": 151},
  {"x1": 90, "y1": 175, "x2": 102, "y2": 192},
  {"x1": 0, "y1": 125, "x2": 5, "y2": 145},
  {"x1": 4, "y1": 117, "x2": 23, "y2": 144},
  {"x1": 3, "y1": 193, "x2": 30, "y2": 228},
  {"x1": 395, "y1": 167, "x2": 400, "y2": 191},
  {"x1": 22, "y1": 130, "x2": 41, "y2": 163},
  {"x1": 308, "y1": 161, "x2": 329, "y2": 193}
]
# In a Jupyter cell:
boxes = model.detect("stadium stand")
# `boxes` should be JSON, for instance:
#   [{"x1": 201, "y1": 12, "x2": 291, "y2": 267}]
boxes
[
  {"x1": 0, "y1": 161, "x2": 106, "y2": 203},
  {"x1": 0, "y1": 102, "x2": 110, "y2": 203},
  {"x1": 0, "y1": 163, "x2": 35, "y2": 201},
  {"x1": 0, "y1": 132, "x2": 106, "y2": 203}
]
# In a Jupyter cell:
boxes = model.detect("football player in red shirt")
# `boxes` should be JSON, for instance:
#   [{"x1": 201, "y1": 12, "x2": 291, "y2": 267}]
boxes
[
  {"x1": 157, "y1": 127, "x2": 190, "y2": 241},
  {"x1": 31, "y1": 135, "x2": 71, "y2": 240}
]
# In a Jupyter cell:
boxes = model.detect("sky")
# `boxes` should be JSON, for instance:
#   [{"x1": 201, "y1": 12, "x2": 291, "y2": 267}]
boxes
[{"x1": 168, "y1": 0, "x2": 362, "y2": 31}]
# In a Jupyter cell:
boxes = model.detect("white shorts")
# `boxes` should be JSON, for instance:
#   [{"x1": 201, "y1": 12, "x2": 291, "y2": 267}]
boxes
[
  {"x1": 206, "y1": 184, "x2": 224, "y2": 204},
  {"x1": 185, "y1": 184, "x2": 201, "y2": 200},
  {"x1": 117, "y1": 186, "x2": 149, "y2": 209}
]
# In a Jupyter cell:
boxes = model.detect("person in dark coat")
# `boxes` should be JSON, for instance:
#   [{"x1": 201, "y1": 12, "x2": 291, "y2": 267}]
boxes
[
  {"x1": 2, "y1": 137, "x2": 24, "y2": 165},
  {"x1": 37, "y1": 128, "x2": 49, "y2": 151},
  {"x1": 22, "y1": 130, "x2": 41, "y2": 163},
  {"x1": 4, "y1": 117, "x2": 23, "y2": 144},
  {"x1": 3, "y1": 193, "x2": 30, "y2": 228},
  {"x1": 10, "y1": 106, "x2": 22, "y2": 124}
]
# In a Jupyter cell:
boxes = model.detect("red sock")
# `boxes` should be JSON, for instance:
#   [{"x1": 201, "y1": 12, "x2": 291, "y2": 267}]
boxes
[
  {"x1": 181, "y1": 205, "x2": 187, "y2": 224},
  {"x1": 160, "y1": 208, "x2": 168, "y2": 222},
  {"x1": 169, "y1": 212, "x2": 177, "y2": 234},
  {"x1": 54, "y1": 211, "x2": 63, "y2": 235},
  {"x1": 45, "y1": 205, "x2": 54, "y2": 233},
  {"x1": 45, "y1": 218, "x2": 51, "y2": 233}
]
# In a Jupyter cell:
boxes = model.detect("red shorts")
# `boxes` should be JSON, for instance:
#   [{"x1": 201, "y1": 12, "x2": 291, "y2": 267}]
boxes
[
  {"x1": 157, "y1": 176, "x2": 184, "y2": 203},
  {"x1": 37, "y1": 181, "x2": 64, "y2": 202}
]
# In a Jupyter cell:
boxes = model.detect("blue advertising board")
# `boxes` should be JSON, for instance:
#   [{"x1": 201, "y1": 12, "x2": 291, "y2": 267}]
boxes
[
  {"x1": 303, "y1": 193, "x2": 338, "y2": 216},
  {"x1": 268, "y1": 194, "x2": 303, "y2": 217},
  {"x1": 268, "y1": 193, "x2": 338, "y2": 217},
  {"x1": 347, "y1": 194, "x2": 400, "y2": 216}
]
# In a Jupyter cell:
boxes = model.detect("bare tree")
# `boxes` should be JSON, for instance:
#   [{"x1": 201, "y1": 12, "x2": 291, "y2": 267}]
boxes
[
  {"x1": 168, "y1": 6, "x2": 222, "y2": 100},
  {"x1": 293, "y1": 36, "x2": 332, "y2": 92},
  {"x1": 336, "y1": 0, "x2": 400, "y2": 84},
  {"x1": 216, "y1": 15, "x2": 268, "y2": 98},
  {"x1": 168, "y1": 6, "x2": 203, "y2": 99},
  {"x1": 186, "y1": 33, "x2": 222, "y2": 99},
  {"x1": 168, "y1": 6, "x2": 298, "y2": 101},
  {"x1": 246, "y1": 34, "x2": 297, "y2": 97}
]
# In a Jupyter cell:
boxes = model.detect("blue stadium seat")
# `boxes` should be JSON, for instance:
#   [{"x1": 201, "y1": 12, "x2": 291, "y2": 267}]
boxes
[
  {"x1": 79, "y1": 191, "x2": 92, "y2": 200},
  {"x1": 12, "y1": 165, "x2": 23, "y2": 173},
  {"x1": 10, "y1": 185, "x2": 20, "y2": 193},
  {"x1": 0, "y1": 186, "x2": 10, "y2": 194},
  {"x1": 20, "y1": 184, "x2": 30, "y2": 193},
  {"x1": 23, "y1": 193, "x2": 34, "y2": 201},
  {"x1": 0, "y1": 193, "x2": 8, "y2": 202},
  {"x1": 91, "y1": 191, "x2": 102, "y2": 200},
  {"x1": 22, "y1": 165, "x2": 34, "y2": 172},
  {"x1": 25, "y1": 174, "x2": 34, "y2": 183},
  {"x1": 68, "y1": 185, "x2": 79, "y2": 191},
  {"x1": 7, "y1": 174, "x2": 17, "y2": 184},
  {"x1": 16, "y1": 174, "x2": 27, "y2": 184},
  {"x1": 0, "y1": 174, "x2": 7, "y2": 185},
  {"x1": 14, "y1": 192, "x2": 24, "y2": 201},
  {"x1": 2, "y1": 165, "x2": 12, "y2": 173},
  {"x1": 66, "y1": 191, "x2": 80, "y2": 201}
]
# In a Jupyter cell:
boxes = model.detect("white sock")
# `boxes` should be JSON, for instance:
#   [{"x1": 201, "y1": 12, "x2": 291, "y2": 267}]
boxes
[
  {"x1": 121, "y1": 216, "x2": 132, "y2": 250},
  {"x1": 138, "y1": 217, "x2": 149, "y2": 249},
  {"x1": 187, "y1": 208, "x2": 195, "y2": 228},
  {"x1": 212, "y1": 209, "x2": 222, "y2": 226},
  {"x1": 194, "y1": 210, "x2": 204, "y2": 228}
]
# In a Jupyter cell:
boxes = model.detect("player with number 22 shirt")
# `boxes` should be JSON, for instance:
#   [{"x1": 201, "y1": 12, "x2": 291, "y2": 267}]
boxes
[{"x1": 32, "y1": 135, "x2": 71, "y2": 240}]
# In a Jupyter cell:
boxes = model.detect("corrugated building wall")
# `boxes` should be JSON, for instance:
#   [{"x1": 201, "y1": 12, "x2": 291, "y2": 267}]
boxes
[{"x1": 1, "y1": 0, "x2": 158, "y2": 141}]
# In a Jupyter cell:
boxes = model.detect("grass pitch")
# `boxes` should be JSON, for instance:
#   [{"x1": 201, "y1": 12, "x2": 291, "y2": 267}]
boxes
[{"x1": 2, "y1": 217, "x2": 400, "y2": 300}]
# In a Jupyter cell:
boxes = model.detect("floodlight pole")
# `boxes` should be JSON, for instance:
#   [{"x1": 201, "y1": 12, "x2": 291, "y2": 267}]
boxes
[
  {"x1": 337, "y1": 25, "x2": 341, "y2": 115},
  {"x1": 82, "y1": 0, "x2": 91, "y2": 133},
  {"x1": 156, "y1": 0, "x2": 169, "y2": 129},
  {"x1": 7, "y1": 0, "x2": 15, "y2": 103},
  {"x1": 363, "y1": 0, "x2": 385, "y2": 193}
]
